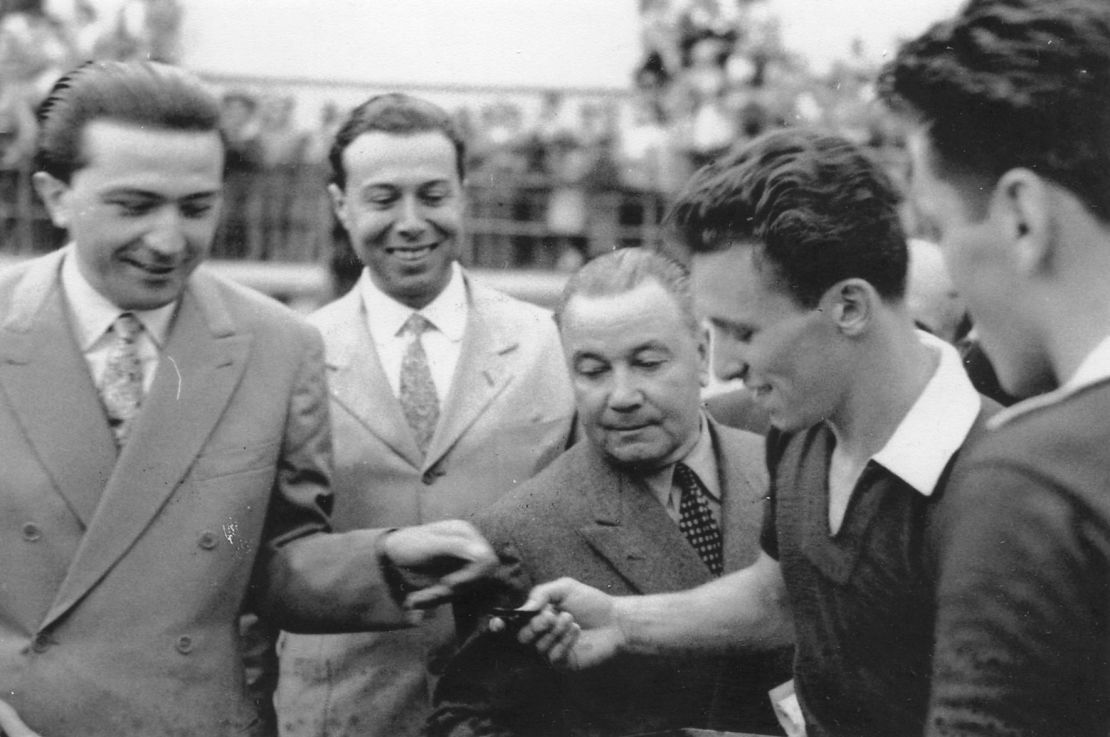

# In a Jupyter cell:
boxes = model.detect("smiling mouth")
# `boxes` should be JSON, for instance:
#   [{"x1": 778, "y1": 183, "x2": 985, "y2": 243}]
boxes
[
  {"x1": 124, "y1": 258, "x2": 179, "y2": 277},
  {"x1": 386, "y1": 243, "x2": 438, "y2": 261}
]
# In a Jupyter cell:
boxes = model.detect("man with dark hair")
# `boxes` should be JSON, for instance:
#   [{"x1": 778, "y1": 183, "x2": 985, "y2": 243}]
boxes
[
  {"x1": 881, "y1": 1, "x2": 1110, "y2": 734},
  {"x1": 428, "y1": 248, "x2": 787, "y2": 737},
  {"x1": 275, "y1": 92, "x2": 575, "y2": 737},
  {"x1": 514, "y1": 128, "x2": 998, "y2": 737},
  {"x1": 0, "y1": 61, "x2": 498, "y2": 737}
]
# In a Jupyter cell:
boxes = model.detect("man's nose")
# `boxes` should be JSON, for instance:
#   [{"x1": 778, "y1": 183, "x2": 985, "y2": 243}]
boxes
[
  {"x1": 607, "y1": 368, "x2": 643, "y2": 411},
  {"x1": 143, "y1": 209, "x2": 188, "y2": 256},
  {"x1": 395, "y1": 195, "x2": 426, "y2": 240},
  {"x1": 712, "y1": 338, "x2": 749, "y2": 384}
]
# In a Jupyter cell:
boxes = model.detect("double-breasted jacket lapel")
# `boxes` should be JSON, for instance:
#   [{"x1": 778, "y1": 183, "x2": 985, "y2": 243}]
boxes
[
  {"x1": 574, "y1": 444, "x2": 716, "y2": 594},
  {"x1": 321, "y1": 288, "x2": 424, "y2": 468},
  {"x1": 0, "y1": 249, "x2": 117, "y2": 528},
  {"x1": 39, "y1": 268, "x2": 251, "y2": 630}
]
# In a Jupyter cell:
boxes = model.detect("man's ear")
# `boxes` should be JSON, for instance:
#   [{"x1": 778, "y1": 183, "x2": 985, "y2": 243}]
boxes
[
  {"x1": 991, "y1": 168, "x2": 1053, "y2": 277},
  {"x1": 32, "y1": 171, "x2": 71, "y2": 229},
  {"x1": 820, "y1": 278, "x2": 874, "y2": 337},
  {"x1": 327, "y1": 183, "x2": 349, "y2": 231}
]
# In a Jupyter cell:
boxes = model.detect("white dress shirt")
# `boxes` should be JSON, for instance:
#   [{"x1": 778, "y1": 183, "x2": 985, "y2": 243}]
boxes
[
  {"x1": 870, "y1": 330, "x2": 982, "y2": 496},
  {"x1": 359, "y1": 262, "x2": 468, "y2": 404},
  {"x1": 61, "y1": 247, "x2": 175, "y2": 395}
]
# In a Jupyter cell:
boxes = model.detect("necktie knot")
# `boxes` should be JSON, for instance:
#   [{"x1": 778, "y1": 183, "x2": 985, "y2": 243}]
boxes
[
  {"x1": 675, "y1": 462, "x2": 724, "y2": 576},
  {"x1": 402, "y1": 313, "x2": 433, "y2": 338},
  {"x1": 113, "y1": 312, "x2": 142, "y2": 342}
]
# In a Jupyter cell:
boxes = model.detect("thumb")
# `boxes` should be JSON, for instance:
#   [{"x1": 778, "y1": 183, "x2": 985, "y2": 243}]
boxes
[{"x1": 521, "y1": 577, "x2": 573, "y2": 611}]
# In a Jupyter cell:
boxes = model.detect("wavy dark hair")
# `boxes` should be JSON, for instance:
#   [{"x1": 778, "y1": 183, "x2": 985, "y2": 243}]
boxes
[
  {"x1": 35, "y1": 60, "x2": 221, "y2": 183},
  {"x1": 328, "y1": 93, "x2": 466, "y2": 190},
  {"x1": 668, "y1": 128, "x2": 907, "y2": 308},
  {"x1": 879, "y1": 0, "x2": 1110, "y2": 222}
]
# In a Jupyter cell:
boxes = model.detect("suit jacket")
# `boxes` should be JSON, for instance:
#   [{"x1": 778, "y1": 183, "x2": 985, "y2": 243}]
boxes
[
  {"x1": 428, "y1": 419, "x2": 791, "y2": 737},
  {"x1": 275, "y1": 270, "x2": 576, "y2": 737},
  {"x1": 0, "y1": 249, "x2": 411, "y2": 737}
]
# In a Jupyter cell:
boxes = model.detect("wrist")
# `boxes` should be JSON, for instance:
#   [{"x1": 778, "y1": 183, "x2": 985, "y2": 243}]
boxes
[{"x1": 375, "y1": 529, "x2": 411, "y2": 604}]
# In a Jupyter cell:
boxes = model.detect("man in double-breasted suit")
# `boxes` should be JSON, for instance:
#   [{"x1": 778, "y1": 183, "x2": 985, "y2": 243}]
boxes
[
  {"x1": 428, "y1": 249, "x2": 789, "y2": 737},
  {"x1": 0, "y1": 61, "x2": 497, "y2": 737},
  {"x1": 274, "y1": 94, "x2": 576, "y2": 737}
]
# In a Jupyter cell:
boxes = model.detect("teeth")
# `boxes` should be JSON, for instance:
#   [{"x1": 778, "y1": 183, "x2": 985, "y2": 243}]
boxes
[{"x1": 388, "y1": 245, "x2": 434, "y2": 260}]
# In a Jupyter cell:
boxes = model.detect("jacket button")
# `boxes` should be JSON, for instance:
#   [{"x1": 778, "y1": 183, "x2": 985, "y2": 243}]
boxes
[
  {"x1": 21, "y1": 522, "x2": 42, "y2": 542},
  {"x1": 175, "y1": 635, "x2": 194, "y2": 655},
  {"x1": 31, "y1": 632, "x2": 51, "y2": 653},
  {"x1": 198, "y1": 531, "x2": 219, "y2": 550},
  {"x1": 421, "y1": 470, "x2": 435, "y2": 485}
]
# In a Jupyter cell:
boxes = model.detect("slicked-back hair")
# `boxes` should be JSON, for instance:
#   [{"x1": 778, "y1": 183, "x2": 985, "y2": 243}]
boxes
[
  {"x1": 879, "y1": 0, "x2": 1110, "y2": 222},
  {"x1": 556, "y1": 247, "x2": 700, "y2": 337},
  {"x1": 35, "y1": 60, "x2": 222, "y2": 183},
  {"x1": 668, "y1": 128, "x2": 907, "y2": 309},
  {"x1": 328, "y1": 93, "x2": 466, "y2": 190}
]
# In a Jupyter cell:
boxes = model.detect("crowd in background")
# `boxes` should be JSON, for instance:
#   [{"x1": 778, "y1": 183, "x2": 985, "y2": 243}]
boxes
[{"x1": 1, "y1": 0, "x2": 914, "y2": 272}]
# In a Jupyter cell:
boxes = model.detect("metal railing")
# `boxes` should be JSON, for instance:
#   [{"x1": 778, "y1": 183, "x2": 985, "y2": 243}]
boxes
[{"x1": 0, "y1": 163, "x2": 669, "y2": 269}]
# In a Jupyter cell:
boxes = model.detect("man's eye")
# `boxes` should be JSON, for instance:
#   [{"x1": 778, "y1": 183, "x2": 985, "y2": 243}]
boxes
[
  {"x1": 110, "y1": 201, "x2": 154, "y2": 216},
  {"x1": 421, "y1": 188, "x2": 451, "y2": 205},
  {"x1": 181, "y1": 203, "x2": 214, "y2": 218},
  {"x1": 575, "y1": 361, "x2": 607, "y2": 377}
]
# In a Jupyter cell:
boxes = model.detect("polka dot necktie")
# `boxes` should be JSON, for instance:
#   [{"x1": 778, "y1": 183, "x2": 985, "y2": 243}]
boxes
[
  {"x1": 675, "y1": 462, "x2": 723, "y2": 576},
  {"x1": 101, "y1": 312, "x2": 144, "y2": 448},
  {"x1": 399, "y1": 313, "x2": 439, "y2": 456}
]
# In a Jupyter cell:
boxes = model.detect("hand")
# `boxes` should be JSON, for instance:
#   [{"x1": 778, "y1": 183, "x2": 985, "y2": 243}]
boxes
[
  {"x1": 515, "y1": 577, "x2": 623, "y2": 669},
  {"x1": 379, "y1": 520, "x2": 498, "y2": 610},
  {"x1": 0, "y1": 699, "x2": 41, "y2": 737}
]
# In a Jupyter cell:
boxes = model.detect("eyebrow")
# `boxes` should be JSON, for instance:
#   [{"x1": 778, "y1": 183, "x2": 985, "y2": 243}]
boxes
[{"x1": 100, "y1": 188, "x2": 221, "y2": 200}]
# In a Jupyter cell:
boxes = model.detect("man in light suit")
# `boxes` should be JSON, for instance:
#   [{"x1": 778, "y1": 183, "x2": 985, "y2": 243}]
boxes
[
  {"x1": 275, "y1": 94, "x2": 576, "y2": 737},
  {"x1": 428, "y1": 248, "x2": 788, "y2": 737},
  {"x1": 0, "y1": 61, "x2": 498, "y2": 737}
]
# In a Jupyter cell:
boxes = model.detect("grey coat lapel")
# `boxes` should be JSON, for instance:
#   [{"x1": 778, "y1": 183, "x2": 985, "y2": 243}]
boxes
[
  {"x1": 42, "y1": 271, "x2": 250, "y2": 629},
  {"x1": 709, "y1": 418, "x2": 770, "y2": 571},
  {"x1": 0, "y1": 249, "x2": 117, "y2": 526},
  {"x1": 424, "y1": 279, "x2": 515, "y2": 468},
  {"x1": 321, "y1": 288, "x2": 423, "y2": 468},
  {"x1": 574, "y1": 445, "x2": 715, "y2": 594}
]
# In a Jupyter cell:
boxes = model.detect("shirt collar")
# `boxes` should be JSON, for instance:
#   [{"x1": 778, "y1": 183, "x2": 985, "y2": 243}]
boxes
[
  {"x1": 641, "y1": 414, "x2": 720, "y2": 507},
  {"x1": 990, "y1": 334, "x2": 1110, "y2": 429},
  {"x1": 870, "y1": 330, "x2": 981, "y2": 496},
  {"x1": 60, "y1": 245, "x2": 175, "y2": 350},
  {"x1": 359, "y1": 261, "x2": 468, "y2": 341}
]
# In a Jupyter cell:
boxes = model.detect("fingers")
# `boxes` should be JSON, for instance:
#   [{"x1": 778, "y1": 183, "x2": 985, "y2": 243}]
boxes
[
  {"x1": 521, "y1": 576, "x2": 576, "y2": 612},
  {"x1": 0, "y1": 700, "x2": 40, "y2": 737}
]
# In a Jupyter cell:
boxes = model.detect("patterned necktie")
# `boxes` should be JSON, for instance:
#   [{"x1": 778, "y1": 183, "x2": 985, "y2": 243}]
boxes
[
  {"x1": 101, "y1": 312, "x2": 144, "y2": 448},
  {"x1": 399, "y1": 313, "x2": 439, "y2": 456},
  {"x1": 675, "y1": 462, "x2": 723, "y2": 576}
]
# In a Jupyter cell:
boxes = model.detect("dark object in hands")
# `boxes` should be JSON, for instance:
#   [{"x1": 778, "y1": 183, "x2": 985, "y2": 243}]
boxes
[{"x1": 489, "y1": 607, "x2": 540, "y2": 633}]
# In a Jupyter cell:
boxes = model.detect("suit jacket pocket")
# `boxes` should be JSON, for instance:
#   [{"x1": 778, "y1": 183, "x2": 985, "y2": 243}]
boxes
[{"x1": 194, "y1": 440, "x2": 282, "y2": 481}]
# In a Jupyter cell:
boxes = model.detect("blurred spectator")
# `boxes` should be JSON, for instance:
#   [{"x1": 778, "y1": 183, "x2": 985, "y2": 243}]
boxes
[
  {"x1": 0, "y1": 0, "x2": 77, "y2": 100},
  {"x1": 216, "y1": 91, "x2": 263, "y2": 258},
  {"x1": 257, "y1": 95, "x2": 308, "y2": 260},
  {"x1": 98, "y1": 0, "x2": 182, "y2": 62}
]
